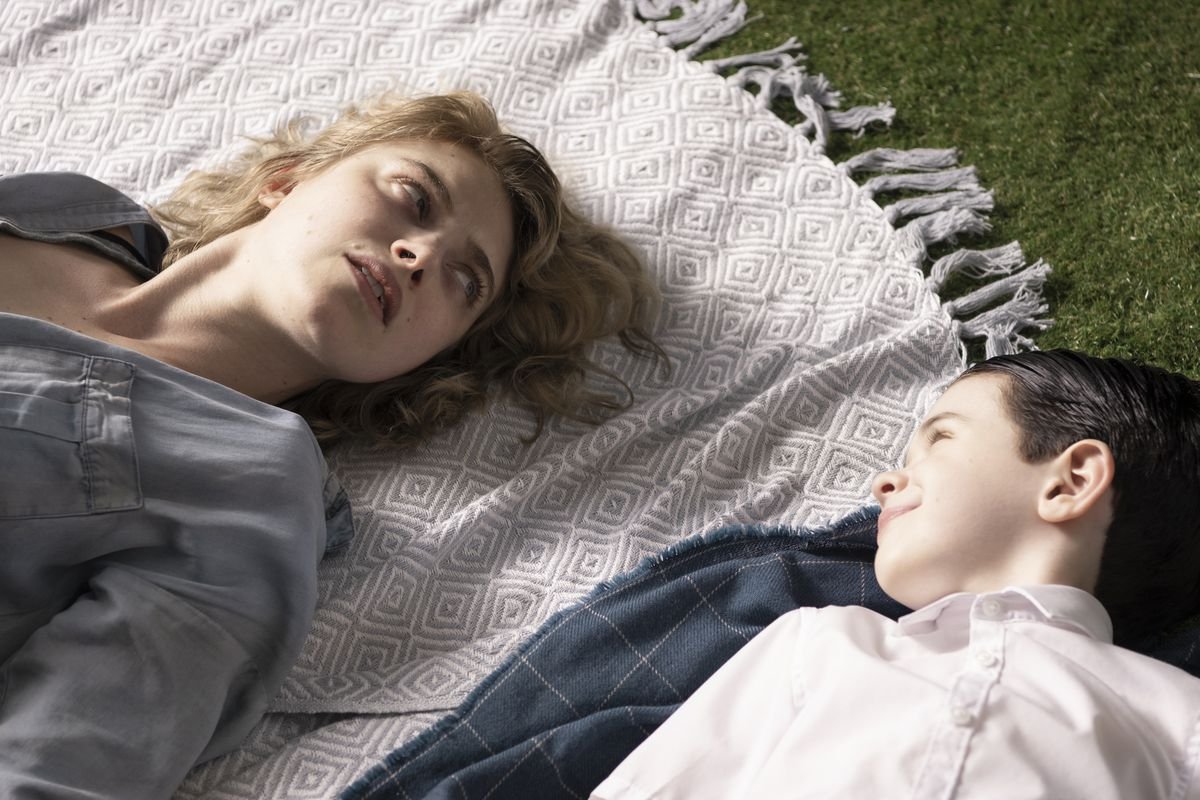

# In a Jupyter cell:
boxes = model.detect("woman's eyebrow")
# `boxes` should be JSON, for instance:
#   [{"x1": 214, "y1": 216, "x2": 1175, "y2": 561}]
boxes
[{"x1": 403, "y1": 157, "x2": 454, "y2": 212}]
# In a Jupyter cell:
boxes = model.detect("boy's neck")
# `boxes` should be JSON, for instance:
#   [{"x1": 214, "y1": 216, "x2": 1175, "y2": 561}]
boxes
[{"x1": 956, "y1": 518, "x2": 1106, "y2": 600}]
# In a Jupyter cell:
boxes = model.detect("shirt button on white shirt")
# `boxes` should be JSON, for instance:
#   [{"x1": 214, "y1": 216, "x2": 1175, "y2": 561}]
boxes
[
  {"x1": 979, "y1": 597, "x2": 1005, "y2": 619},
  {"x1": 950, "y1": 704, "x2": 974, "y2": 727},
  {"x1": 974, "y1": 650, "x2": 999, "y2": 668}
]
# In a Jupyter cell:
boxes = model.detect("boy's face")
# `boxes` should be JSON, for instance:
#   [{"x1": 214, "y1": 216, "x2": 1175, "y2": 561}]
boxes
[{"x1": 871, "y1": 374, "x2": 1049, "y2": 609}]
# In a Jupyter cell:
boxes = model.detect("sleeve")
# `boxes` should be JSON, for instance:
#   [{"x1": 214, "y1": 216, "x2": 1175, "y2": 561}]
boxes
[
  {"x1": 0, "y1": 566, "x2": 263, "y2": 800},
  {"x1": 590, "y1": 607, "x2": 815, "y2": 800}
]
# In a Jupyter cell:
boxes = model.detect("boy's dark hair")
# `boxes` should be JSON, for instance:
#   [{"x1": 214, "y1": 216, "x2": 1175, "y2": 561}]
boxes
[{"x1": 959, "y1": 349, "x2": 1200, "y2": 647}]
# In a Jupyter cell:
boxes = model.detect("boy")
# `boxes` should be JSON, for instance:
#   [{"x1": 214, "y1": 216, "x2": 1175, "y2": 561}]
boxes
[{"x1": 592, "y1": 349, "x2": 1200, "y2": 799}]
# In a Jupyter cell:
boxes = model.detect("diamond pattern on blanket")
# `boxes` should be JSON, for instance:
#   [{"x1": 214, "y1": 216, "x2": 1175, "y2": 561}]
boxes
[{"x1": 0, "y1": 0, "x2": 966, "y2": 796}]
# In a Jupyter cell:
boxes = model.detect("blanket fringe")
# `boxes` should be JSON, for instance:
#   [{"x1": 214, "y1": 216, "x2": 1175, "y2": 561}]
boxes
[
  {"x1": 955, "y1": 285, "x2": 1054, "y2": 359},
  {"x1": 860, "y1": 166, "x2": 981, "y2": 201},
  {"x1": 635, "y1": 0, "x2": 1052, "y2": 360},
  {"x1": 839, "y1": 142, "x2": 1049, "y2": 360},
  {"x1": 926, "y1": 242, "x2": 1027, "y2": 293},
  {"x1": 884, "y1": 188, "x2": 995, "y2": 226},
  {"x1": 636, "y1": 0, "x2": 757, "y2": 59},
  {"x1": 863, "y1": 148, "x2": 1051, "y2": 358},
  {"x1": 636, "y1": 1, "x2": 894, "y2": 153},
  {"x1": 840, "y1": 146, "x2": 960, "y2": 173},
  {"x1": 902, "y1": 207, "x2": 991, "y2": 245}
]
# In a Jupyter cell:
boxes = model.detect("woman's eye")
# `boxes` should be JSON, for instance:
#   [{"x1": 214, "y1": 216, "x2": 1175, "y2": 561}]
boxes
[
  {"x1": 397, "y1": 180, "x2": 429, "y2": 218},
  {"x1": 454, "y1": 266, "x2": 484, "y2": 304}
]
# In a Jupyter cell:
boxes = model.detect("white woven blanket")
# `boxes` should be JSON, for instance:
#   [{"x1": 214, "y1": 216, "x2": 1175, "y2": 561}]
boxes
[{"x1": 1, "y1": 1, "x2": 1048, "y2": 796}]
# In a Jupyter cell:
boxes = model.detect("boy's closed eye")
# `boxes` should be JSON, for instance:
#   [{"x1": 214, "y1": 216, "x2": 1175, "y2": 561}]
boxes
[
  {"x1": 902, "y1": 411, "x2": 966, "y2": 466},
  {"x1": 905, "y1": 428, "x2": 950, "y2": 465},
  {"x1": 923, "y1": 427, "x2": 951, "y2": 446}
]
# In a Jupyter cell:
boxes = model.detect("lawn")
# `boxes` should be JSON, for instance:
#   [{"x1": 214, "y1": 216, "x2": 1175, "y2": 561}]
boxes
[{"x1": 703, "y1": 0, "x2": 1200, "y2": 375}]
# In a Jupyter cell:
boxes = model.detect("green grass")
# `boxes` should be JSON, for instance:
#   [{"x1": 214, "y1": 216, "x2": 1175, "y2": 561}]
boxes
[{"x1": 701, "y1": 0, "x2": 1200, "y2": 375}]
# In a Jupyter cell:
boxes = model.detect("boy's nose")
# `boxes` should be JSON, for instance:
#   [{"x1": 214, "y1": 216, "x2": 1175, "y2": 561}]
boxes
[{"x1": 871, "y1": 469, "x2": 907, "y2": 503}]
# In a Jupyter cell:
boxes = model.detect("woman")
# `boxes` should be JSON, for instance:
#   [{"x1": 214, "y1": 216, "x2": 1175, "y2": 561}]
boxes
[{"x1": 0, "y1": 92, "x2": 662, "y2": 798}]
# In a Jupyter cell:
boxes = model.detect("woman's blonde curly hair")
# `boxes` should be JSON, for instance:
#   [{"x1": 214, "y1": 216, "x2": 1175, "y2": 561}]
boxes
[{"x1": 152, "y1": 91, "x2": 666, "y2": 448}]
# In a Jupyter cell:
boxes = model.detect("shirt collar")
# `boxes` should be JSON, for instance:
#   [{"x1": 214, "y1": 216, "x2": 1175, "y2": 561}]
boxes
[{"x1": 896, "y1": 585, "x2": 1114, "y2": 643}]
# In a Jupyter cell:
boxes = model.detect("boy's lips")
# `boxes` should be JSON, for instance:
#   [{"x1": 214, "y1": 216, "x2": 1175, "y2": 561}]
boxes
[{"x1": 877, "y1": 504, "x2": 916, "y2": 536}]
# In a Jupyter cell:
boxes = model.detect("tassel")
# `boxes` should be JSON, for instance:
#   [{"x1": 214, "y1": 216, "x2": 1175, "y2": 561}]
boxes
[
  {"x1": 638, "y1": 0, "x2": 752, "y2": 56},
  {"x1": 955, "y1": 287, "x2": 1054, "y2": 359},
  {"x1": 884, "y1": 189, "x2": 994, "y2": 226},
  {"x1": 826, "y1": 103, "x2": 895, "y2": 136},
  {"x1": 725, "y1": 63, "x2": 799, "y2": 110},
  {"x1": 902, "y1": 208, "x2": 992, "y2": 247},
  {"x1": 927, "y1": 243, "x2": 1026, "y2": 293},
  {"x1": 942, "y1": 261, "x2": 1051, "y2": 316},
  {"x1": 793, "y1": 93, "x2": 832, "y2": 154},
  {"x1": 680, "y1": 5, "x2": 756, "y2": 59},
  {"x1": 725, "y1": 63, "x2": 842, "y2": 110},
  {"x1": 861, "y1": 166, "x2": 980, "y2": 200},
  {"x1": 706, "y1": 37, "x2": 804, "y2": 71},
  {"x1": 782, "y1": 71, "x2": 841, "y2": 109},
  {"x1": 840, "y1": 147, "x2": 960, "y2": 175}
]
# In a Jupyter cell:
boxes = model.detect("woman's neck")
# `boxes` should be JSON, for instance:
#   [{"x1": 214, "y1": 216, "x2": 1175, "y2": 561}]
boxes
[{"x1": 91, "y1": 231, "x2": 326, "y2": 404}]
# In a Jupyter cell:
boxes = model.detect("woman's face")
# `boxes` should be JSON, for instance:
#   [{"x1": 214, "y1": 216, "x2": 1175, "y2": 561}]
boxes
[{"x1": 250, "y1": 138, "x2": 514, "y2": 384}]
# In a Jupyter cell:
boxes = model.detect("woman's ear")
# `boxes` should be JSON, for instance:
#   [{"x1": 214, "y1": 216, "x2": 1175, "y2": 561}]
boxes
[
  {"x1": 257, "y1": 173, "x2": 294, "y2": 210},
  {"x1": 1038, "y1": 439, "x2": 1115, "y2": 524}
]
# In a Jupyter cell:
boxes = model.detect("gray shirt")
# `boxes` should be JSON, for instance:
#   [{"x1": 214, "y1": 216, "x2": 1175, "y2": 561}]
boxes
[{"x1": 0, "y1": 173, "x2": 354, "y2": 798}]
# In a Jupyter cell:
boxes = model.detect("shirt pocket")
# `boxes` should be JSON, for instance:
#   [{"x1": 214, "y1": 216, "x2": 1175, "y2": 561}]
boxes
[{"x1": 0, "y1": 344, "x2": 141, "y2": 518}]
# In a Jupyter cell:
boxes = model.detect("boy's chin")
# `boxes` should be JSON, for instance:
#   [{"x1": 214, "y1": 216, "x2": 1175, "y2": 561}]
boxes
[
  {"x1": 875, "y1": 573, "x2": 913, "y2": 610},
  {"x1": 876, "y1": 569, "x2": 945, "y2": 611}
]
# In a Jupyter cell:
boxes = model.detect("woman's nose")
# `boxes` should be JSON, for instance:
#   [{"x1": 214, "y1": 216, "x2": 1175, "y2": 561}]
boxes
[
  {"x1": 392, "y1": 236, "x2": 442, "y2": 283},
  {"x1": 871, "y1": 468, "x2": 907, "y2": 504}
]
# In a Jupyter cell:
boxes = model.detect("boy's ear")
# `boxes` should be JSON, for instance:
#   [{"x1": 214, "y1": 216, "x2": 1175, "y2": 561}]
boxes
[{"x1": 1037, "y1": 439, "x2": 1115, "y2": 525}]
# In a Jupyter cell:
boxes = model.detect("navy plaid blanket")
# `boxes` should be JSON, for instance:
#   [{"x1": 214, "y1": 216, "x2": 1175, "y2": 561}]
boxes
[{"x1": 342, "y1": 508, "x2": 1200, "y2": 800}]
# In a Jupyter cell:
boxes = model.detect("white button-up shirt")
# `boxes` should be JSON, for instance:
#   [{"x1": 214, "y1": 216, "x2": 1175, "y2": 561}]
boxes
[{"x1": 592, "y1": 586, "x2": 1200, "y2": 800}]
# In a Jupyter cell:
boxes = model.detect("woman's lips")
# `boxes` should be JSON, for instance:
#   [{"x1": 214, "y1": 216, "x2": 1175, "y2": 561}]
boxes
[
  {"x1": 347, "y1": 254, "x2": 397, "y2": 325},
  {"x1": 877, "y1": 505, "x2": 916, "y2": 536},
  {"x1": 348, "y1": 258, "x2": 384, "y2": 324}
]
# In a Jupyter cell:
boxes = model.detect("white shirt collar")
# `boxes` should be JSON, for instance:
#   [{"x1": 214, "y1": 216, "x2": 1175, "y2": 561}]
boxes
[{"x1": 896, "y1": 585, "x2": 1114, "y2": 643}]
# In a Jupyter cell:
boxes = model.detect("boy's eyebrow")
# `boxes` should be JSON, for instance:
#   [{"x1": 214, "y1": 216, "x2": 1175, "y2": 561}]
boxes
[
  {"x1": 917, "y1": 411, "x2": 967, "y2": 434},
  {"x1": 402, "y1": 157, "x2": 497, "y2": 297},
  {"x1": 902, "y1": 411, "x2": 967, "y2": 466}
]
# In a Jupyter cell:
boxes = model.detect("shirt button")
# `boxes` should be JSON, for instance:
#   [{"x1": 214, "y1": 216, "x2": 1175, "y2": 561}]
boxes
[
  {"x1": 980, "y1": 598, "x2": 1005, "y2": 618},
  {"x1": 974, "y1": 650, "x2": 998, "y2": 668},
  {"x1": 950, "y1": 705, "x2": 974, "y2": 726}
]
